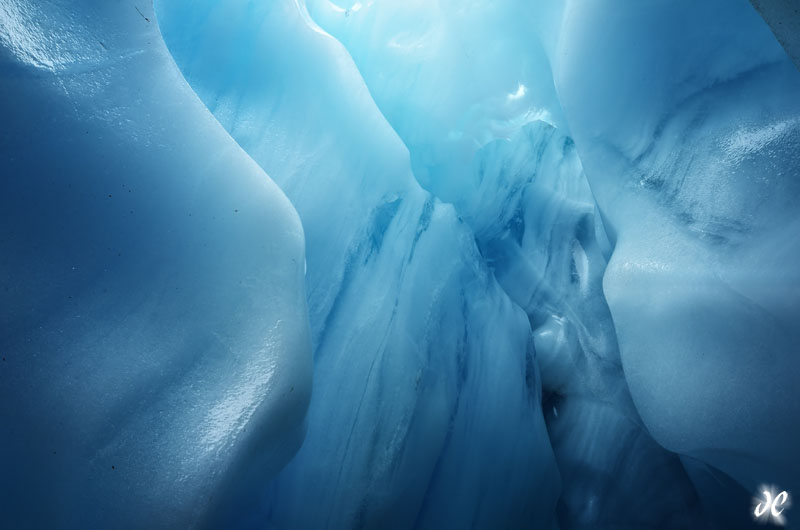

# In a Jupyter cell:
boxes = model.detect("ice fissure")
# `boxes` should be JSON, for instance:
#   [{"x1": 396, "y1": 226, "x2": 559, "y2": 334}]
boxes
[{"x1": 2, "y1": 0, "x2": 799, "y2": 528}]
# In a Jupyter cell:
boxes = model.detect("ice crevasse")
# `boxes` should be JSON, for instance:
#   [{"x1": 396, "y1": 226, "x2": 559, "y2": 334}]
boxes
[{"x1": 1, "y1": 0, "x2": 799, "y2": 528}]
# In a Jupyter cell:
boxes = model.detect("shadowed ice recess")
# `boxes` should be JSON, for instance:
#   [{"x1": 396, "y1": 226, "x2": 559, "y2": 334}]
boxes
[{"x1": 1, "y1": 0, "x2": 799, "y2": 528}]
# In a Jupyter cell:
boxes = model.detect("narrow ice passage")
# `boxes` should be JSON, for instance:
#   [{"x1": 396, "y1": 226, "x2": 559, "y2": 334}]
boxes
[{"x1": 1, "y1": 0, "x2": 799, "y2": 528}]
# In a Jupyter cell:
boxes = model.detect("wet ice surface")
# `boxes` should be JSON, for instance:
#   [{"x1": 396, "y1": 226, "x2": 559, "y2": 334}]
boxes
[
  {"x1": 1, "y1": 2, "x2": 311, "y2": 528},
  {"x1": 2, "y1": 0, "x2": 799, "y2": 528}
]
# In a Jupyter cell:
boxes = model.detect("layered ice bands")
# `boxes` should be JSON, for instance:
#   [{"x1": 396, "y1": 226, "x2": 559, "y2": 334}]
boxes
[
  {"x1": 0, "y1": 2, "x2": 311, "y2": 528},
  {"x1": 536, "y1": 0, "x2": 800, "y2": 500},
  {"x1": 156, "y1": 1, "x2": 560, "y2": 527},
  {"x1": 2, "y1": 0, "x2": 800, "y2": 528},
  {"x1": 155, "y1": 0, "x2": 800, "y2": 527}
]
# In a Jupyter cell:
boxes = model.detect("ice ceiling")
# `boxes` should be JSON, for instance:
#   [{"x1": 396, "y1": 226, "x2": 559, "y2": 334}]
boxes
[{"x1": 1, "y1": 0, "x2": 799, "y2": 528}]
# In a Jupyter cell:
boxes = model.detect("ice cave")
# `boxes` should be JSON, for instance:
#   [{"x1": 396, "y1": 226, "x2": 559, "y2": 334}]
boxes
[{"x1": 1, "y1": 0, "x2": 799, "y2": 528}]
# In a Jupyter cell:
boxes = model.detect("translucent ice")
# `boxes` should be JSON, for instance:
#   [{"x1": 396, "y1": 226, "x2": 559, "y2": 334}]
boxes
[
  {"x1": 157, "y1": 0, "x2": 560, "y2": 527},
  {"x1": 534, "y1": 0, "x2": 800, "y2": 498},
  {"x1": 3, "y1": 0, "x2": 800, "y2": 527},
  {"x1": 0, "y1": 2, "x2": 311, "y2": 527},
  {"x1": 299, "y1": 2, "x2": 710, "y2": 525}
]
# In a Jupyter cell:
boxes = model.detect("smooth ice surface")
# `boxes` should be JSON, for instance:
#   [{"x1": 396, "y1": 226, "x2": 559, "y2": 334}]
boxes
[
  {"x1": 156, "y1": 1, "x2": 561, "y2": 528},
  {"x1": 298, "y1": 2, "x2": 712, "y2": 526},
  {"x1": 3, "y1": 0, "x2": 800, "y2": 527},
  {"x1": 0, "y1": 2, "x2": 311, "y2": 528},
  {"x1": 305, "y1": 0, "x2": 567, "y2": 203},
  {"x1": 160, "y1": 0, "x2": 800, "y2": 526},
  {"x1": 534, "y1": 0, "x2": 800, "y2": 498}
]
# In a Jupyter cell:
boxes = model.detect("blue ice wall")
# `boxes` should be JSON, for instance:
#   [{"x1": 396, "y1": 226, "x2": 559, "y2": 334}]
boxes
[
  {"x1": 157, "y1": 0, "x2": 800, "y2": 527},
  {"x1": 2, "y1": 0, "x2": 799, "y2": 528},
  {"x1": 533, "y1": 0, "x2": 800, "y2": 498},
  {"x1": 293, "y1": 1, "x2": 721, "y2": 525},
  {"x1": 156, "y1": 1, "x2": 561, "y2": 528},
  {"x1": 307, "y1": 0, "x2": 800, "y2": 514},
  {"x1": 0, "y1": 2, "x2": 311, "y2": 527}
]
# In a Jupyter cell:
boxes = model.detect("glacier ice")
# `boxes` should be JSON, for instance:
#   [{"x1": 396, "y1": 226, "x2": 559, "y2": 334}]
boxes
[
  {"x1": 0, "y1": 2, "x2": 311, "y2": 528},
  {"x1": 156, "y1": 1, "x2": 560, "y2": 527},
  {"x1": 749, "y1": 0, "x2": 800, "y2": 70},
  {"x1": 2, "y1": 0, "x2": 800, "y2": 528},
  {"x1": 535, "y1": 0, "x2": 800, "y2": 499}
]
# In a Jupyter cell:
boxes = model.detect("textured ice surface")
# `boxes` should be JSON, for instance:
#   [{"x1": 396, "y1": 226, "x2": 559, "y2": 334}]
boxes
[
  {"x1": 750, "y1": 0, "x2": 800, "y2": 69},
  {"x1": 305, "y1": 0, "x2": 567, "y2": 204},
  {"x1": 156, "y1": 0, "x2": 560, "y2": 528},
  {"x1": 2, "y1": 0, "x2": 800, "y2": 527},
  {"x1": 160, "y1": 0, "x2": 800, "y2": 526},
  {"x1": 297, "y1": 2, "x2": 713, "y2": 526},
  {"x1": 534, "y1": 0, "x2": 800, "y2": 499},
  {"x1": 0, "y1": 2, "x2": 311, "y2": 528}
]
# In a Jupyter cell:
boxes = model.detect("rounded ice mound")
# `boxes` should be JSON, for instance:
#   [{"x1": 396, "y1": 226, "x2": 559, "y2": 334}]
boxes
[
  {"x1": 0, "y1": 2, "x2": 312, "y2": 528},
  {"x1": 538, "y1": 0, "x2": 800, "y2": 496}
]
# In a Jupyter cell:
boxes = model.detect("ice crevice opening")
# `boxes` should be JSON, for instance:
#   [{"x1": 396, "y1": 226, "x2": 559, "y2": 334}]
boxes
[
  {"x1": 154, "y1": 0, "x2": 800, "y2": 527},
  {"x1": 1, "y1": 0, "x2": 799, "y2": 528}
]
